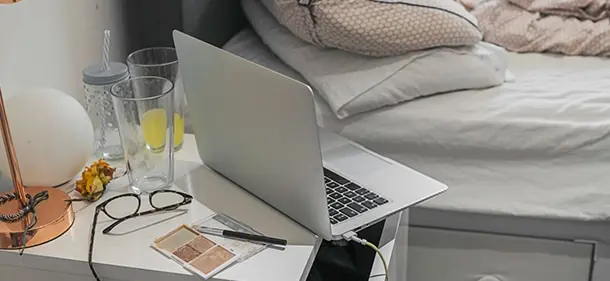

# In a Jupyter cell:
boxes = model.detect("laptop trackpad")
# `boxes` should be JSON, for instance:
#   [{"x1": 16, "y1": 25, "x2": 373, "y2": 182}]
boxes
[{"x1": 323, "y1": 144, "x2": 392, "y2": 176}]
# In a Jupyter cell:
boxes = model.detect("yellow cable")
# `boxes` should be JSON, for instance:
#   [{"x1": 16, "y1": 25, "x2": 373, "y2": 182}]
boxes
[{"x1": 365, "y1": 241, "x2": 389, "y2": 281}]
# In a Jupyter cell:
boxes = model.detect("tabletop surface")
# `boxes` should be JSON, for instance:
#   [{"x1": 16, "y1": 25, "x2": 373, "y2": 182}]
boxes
[{"x1": 0, "y1": 134, "x2": 321, "y2": 281}]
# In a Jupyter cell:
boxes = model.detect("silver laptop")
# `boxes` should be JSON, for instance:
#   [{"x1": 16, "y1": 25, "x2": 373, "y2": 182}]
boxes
[{"x1": 173, "y1": 30, "x2": 448, "y2": 241}]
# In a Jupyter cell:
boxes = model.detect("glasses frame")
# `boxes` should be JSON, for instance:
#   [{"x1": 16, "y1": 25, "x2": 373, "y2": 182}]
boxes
[{"x1": 87, "y1": 189, "x2": 193, "y2": 281}]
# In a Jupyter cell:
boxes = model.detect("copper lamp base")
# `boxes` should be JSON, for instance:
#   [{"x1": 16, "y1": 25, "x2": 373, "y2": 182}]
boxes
[{"x1": 0, "y1": 186, "x2": 75, "y2": 249}]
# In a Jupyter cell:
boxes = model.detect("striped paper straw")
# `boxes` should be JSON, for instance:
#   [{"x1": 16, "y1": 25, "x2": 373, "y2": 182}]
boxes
[{"x1": 102, "y1": 29, "x2": 111, "y2": 71}]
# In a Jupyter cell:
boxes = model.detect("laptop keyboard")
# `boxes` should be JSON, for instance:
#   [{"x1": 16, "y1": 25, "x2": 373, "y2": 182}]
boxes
[{"x1": 324, "y1": 168, "x2": 389, "y2": 225}]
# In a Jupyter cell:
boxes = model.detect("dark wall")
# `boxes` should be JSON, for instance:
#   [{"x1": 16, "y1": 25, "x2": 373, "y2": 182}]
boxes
[
  {"x1": 181, "y1": 0, "x2": 247, "y2": 48},
  {"x1": 123, "y1": 0, "x2": 246, "y2": 56},
  {"x1": 123, "y1": 0, "x2": 183, "y2": 54}
]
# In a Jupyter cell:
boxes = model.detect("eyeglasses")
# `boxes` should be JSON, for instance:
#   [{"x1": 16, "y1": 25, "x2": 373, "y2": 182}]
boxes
[{"x1": 70, "y1": 189, "x2": 193, "y2": 281}]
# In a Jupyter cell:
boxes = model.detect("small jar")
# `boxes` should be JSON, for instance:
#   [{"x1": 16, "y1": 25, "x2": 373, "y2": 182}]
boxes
[{"x1": 82, "y1": 62, "x2": 129, "y2": 161}]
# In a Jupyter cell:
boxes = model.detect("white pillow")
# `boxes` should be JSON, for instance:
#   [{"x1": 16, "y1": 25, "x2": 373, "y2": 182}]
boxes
[{"x1": 244, "y1": 0, "x2": 510, "y2": 119}]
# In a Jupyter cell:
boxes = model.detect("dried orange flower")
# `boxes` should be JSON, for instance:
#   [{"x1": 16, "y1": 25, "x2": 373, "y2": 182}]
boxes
[{"x1": 75, "y1": 159, "x2": 117, "y2": 201}]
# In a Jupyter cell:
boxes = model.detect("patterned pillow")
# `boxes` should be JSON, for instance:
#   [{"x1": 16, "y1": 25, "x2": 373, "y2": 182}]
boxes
[{"x1": 259, "y1": 0, "x2": 483, "y2": 57}]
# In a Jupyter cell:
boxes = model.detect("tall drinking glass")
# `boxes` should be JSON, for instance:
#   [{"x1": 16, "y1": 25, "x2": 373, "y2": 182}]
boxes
[
  {"x1": 110, "y1": 77, "x2": 175, "y2": 194},
  {"x1": 126, "y1": 47, "x2": 186, "y2": 151}
]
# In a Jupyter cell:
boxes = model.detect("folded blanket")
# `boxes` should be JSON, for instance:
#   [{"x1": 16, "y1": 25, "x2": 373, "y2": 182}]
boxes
[
  {"x1": 473, "y1": 0, "x2": 610, "y2": 56},
  {"x1": 511, "y1": 0, "x2": 610, "y2": 21},
  {"x1": 244, "y1": 0, "x2": 510, "y2": 119}
]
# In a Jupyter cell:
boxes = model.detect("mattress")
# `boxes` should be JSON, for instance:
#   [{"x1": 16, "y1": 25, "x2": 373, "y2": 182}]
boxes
[{"x1": 222, "y1": 29, "x2": 610, "y2": 239}]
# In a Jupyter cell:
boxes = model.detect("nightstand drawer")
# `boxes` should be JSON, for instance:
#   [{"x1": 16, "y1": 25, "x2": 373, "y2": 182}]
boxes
[{"x1": 408, "y1": 227, "x2": 592, "y2": 281}]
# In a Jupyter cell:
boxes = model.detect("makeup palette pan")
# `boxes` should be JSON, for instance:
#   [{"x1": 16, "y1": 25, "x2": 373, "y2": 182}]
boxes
[{"x1": 153, "y1": 225, "x2": 238, "y2": 278}]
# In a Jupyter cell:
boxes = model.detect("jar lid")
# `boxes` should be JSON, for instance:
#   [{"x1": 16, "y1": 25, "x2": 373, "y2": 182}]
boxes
[{"x1": 82, "y1": 62, "x2": 129, "y2": 85}]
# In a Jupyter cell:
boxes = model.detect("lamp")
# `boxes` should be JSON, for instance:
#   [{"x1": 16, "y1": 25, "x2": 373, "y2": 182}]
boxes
[
  {"x1": 0, "y1": 87, "x2": 74, "y2": 250},
  {"x1": 0, "y1": 88, "x2": 94, "y2": 188}
]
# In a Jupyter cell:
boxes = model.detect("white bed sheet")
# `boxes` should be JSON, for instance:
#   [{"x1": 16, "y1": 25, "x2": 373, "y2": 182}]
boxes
[
  {"x1": 223, "y1": 29, "x2": 610, "y2": 222},
  {"x1": 318, "y1": 54, "x2": 610, "y2": 222}
]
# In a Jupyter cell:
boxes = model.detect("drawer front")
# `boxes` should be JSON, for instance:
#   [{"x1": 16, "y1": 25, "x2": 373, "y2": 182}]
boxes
[{"x1": 408, "y1": 227, "x2": 592, "y2": 281}]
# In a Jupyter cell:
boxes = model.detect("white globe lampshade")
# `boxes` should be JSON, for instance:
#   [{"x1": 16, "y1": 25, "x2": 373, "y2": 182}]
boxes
[{"x1": 0, "y1": 88, "x2": 94, "y2": 187}]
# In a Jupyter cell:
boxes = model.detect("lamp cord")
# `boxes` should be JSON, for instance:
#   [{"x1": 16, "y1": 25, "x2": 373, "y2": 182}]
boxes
[{"x1": 0, "y1": 190, "x2": 49, "y2": 254}]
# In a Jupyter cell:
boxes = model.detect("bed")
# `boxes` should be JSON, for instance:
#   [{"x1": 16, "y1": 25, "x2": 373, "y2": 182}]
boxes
[
  {"x1": 176, "y1": 1, "x2": 610, "y2": 280},
  {"x1": 309, "y1": 38, "x2": 610, "y2": 281},
  {"x1": 221, "y1": 26, "x2": 610, "y2": 281}
]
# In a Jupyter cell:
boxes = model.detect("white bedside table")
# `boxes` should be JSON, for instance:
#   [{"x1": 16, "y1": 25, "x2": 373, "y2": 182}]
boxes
[{"x1": 0, "y1": 134, "x2": 405, "y2": 281}]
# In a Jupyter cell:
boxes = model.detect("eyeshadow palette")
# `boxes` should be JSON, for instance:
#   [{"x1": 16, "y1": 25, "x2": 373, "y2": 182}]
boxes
[
  {"x1": 152, "y1": 213, "x2": 268, "y2": 279},
  {"x1": 152, "y1": 225, "x2": 239, "y2": 279}
]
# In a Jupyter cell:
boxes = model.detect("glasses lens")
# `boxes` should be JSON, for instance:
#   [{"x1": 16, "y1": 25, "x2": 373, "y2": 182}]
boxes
[
  {"x1": 150, "y1": 191, "x2": 185, "y2": 209},
  {"x1": 105, "y1": 196, "x2": 140, "y2": 219}
]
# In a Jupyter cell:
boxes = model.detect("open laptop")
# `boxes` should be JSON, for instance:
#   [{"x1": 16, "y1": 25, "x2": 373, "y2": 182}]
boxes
[{"x1": 173, "y1": 30, "x2": 448, "y2": 241}]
